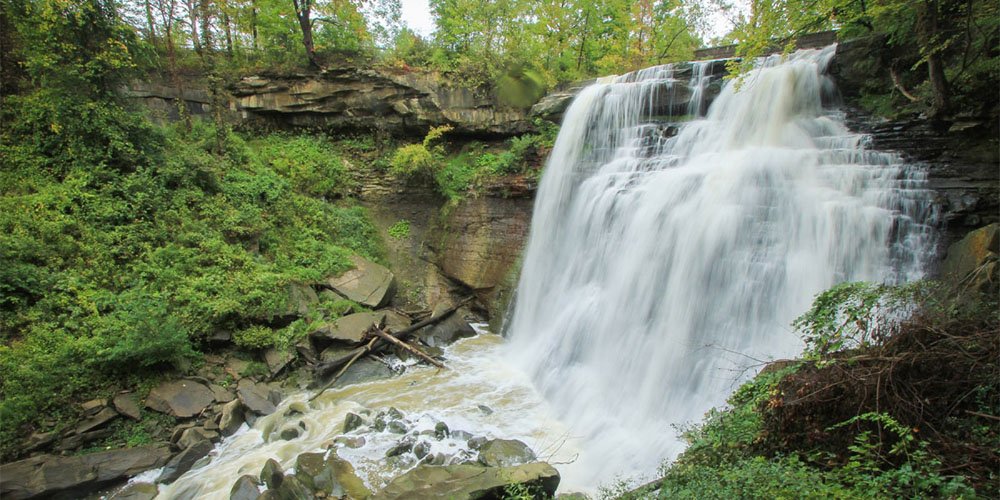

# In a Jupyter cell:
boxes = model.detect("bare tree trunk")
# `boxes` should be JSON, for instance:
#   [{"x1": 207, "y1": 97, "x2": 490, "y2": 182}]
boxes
[
  {"x1": 187, "y1": 0, "x2": 202, "y2": 54},
  {"x1": 919, "y1": 0, "x2": 950, "y2": 115},
  {"x1": 222, "y1": 11, "x2": 233, "y2": 56},
  {"x1": 199, "y1": 0, "x2": 213, "y2": 55},
  {"x1": 144, "y1": 0, "x2": 157, "y2": 45},
  {"x1": 251, "y1": 0, "x2": 259, "y2": 50},
  {"x1": 292, "y1": 0, "x2": 319, "y2": 68}
]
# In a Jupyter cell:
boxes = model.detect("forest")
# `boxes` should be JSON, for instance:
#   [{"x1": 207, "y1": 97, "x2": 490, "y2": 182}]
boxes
[{"x1": 0, "y1": 0, "x2": 998, "y2": 498}]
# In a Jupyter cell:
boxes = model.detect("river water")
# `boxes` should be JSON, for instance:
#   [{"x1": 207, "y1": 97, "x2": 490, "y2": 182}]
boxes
[{"x1": 155, "y1": 45, "x2": 936, "y2": 497}]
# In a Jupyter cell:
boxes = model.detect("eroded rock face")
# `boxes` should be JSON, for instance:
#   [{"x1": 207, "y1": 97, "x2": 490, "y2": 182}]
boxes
[
  {"x1": 230, "y1": 69, "x2": 532, "y2": 136},
  {"x1": 433, "y1": 197, "x2": 533, "y2": 291},
  {"x1": 372, "y1": 462, "x2": 560, "y2": 500},
  {"x1": 0, "y1": 446, "x2": 171, "y2": 500}
]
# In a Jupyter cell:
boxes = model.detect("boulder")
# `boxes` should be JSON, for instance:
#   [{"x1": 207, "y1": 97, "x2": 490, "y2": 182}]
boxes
[
  {"x1": 385, "y1": 437, "x2": 415, "y2": 457},
  {"x1": 336, "y1": 358, "x2": 396, "y2": 387},
  {"x1": 271, "y1": 474, "x2": 315, "y2": 500},
  {"x1": 209, "y1": 384, "x2": 236, "y2": 404},
  {"x1": 264, "y1": 348, "x2": 295, "y2": 376},
  {"x1": 237, "y1": 379, "x2": 278, "y2": 416},
  {"x1": 177, "y1": 427, "x2": 218, "y2": 450},
  {"x1": 260, "y1": 458, "x2": 285, "y2": 490},
  {"x1": 477, "y1": 439, "x2": 537, "y2": 467},
  {"x1": 158, "y1": 439, "x2": 214, "y2": 484},
  {"x1": 146, "y1": 380, "x2": 216, "y2": 418},
  {"x1": 326, "y1": 255, "x2": 396, "y2": 308},
  {"x1": 343, "y1": 412, "x2": 364, "y2": 433},
  {"x1": 284, "y1": 283, "x2": 319, "y2": 317},
  {"x1": 313, "y1": 311, "x2": 385, "y2": 343},
  {"x1": 74, "y1": 407, "x2": 119, "y2": 435},
  {"x1": 113, "y1": 393, "x2": 143, "y2": 420},
  {"x1": 415, "y1": 305, "x2": 476, "y2": 348},
  {"x1": 219, "y1": 399, "x2": 246, "y2": 436},
  {"x1": 109, "y1": 482, "x2": 160, "y2": 500},
  {"x1": 294, "y1": 452, "x2": 370, "y2": 499},
  {"x1": 295, "y1": 338, "x2": 319, "y2": 365},
  {"x1": 56, "y1": 428, "x2": 114, "y2": 451},
  {"x1": 230, "y1": 475, "x2": 261, "y2": 500},
  {"x1": 372, "y1": 463, "x2": 560, "y2": 500},
  {"x1": 80, "y1": 398, "x2": 108, "y2": 416},
  {"x1": 0, "y1": 446, "x2": 171, "y2": 500},
  {"x1": 940, "y1": 223, "x2": 999, "y2": 291}
]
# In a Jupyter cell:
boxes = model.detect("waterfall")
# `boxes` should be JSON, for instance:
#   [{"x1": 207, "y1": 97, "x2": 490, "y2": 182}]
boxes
[{"x1": 503, "y1": 45, "x2": 936, "y2": 488}]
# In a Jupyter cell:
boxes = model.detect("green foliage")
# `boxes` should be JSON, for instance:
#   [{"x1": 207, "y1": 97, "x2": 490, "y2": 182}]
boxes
[
  {"x1": 388, "y1": 219, "x2": 411, "y2": 239},
  {"x1": 792, "y1": 281, "x2": 927, "y2": 358},
  {"x1": 251, "y1": 135, "x2": 353, "y2": 199},
  {"x1": 233, "y1": 325, "x2": 277, "y2": 350},
  {"x1": 390, "y1": 143, "x2": 438, "y2": 177},
  {"x1": 0, "y1": 101, "x2": 382, "y2": 458}
]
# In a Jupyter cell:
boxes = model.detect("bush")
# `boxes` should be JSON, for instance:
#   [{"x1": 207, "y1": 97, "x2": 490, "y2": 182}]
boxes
[{"x1": 390, "y1": 143, "x2": 437, "y2": 177}]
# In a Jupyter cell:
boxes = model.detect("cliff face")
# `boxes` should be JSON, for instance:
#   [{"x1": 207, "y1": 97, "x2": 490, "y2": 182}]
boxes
[{"x1": 126, "y1": 67, "x2": 532, "y2": 137}]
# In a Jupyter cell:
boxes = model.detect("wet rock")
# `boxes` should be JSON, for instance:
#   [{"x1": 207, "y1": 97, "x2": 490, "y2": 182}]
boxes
[
  {"x1": 467, "y1": 436, "x2": 487, "y2": 450},
  {"x1": 170, "y1": 422, "x2": 197, "y2": 444},
  {"x1": 476, "y1": 404, "x2": 493, "y2": 416},
  {"x1": 372, "y1": 462, "x2": 560, "y2": 500},
  {"x1": 273, "y1": 474, "x2": 315, "y2": 499},
  {"x1": 336, "y1": 358, "x2": 396, "y2": 387},
  {"x1": 177, "y1": 427, "x2": 218, "y2": 450},
  {"x1": 477, "y1": 439, "x2": 536, "y2": 467},
  {"x1": 110, "y1": 482, "x2": 159, "y2": 500},
  {"x1": 387, "y1": 420, "x2": 408, "y2": 434},
  {"x1": 158, "y1": 439, "x2": 214, "y2": 484},
  {"x1": 219, "y1": 399, "x2": 246, "y2": 436},
  {"x1": 0, "y1": 446, "x2": 170, "y2": 500},
  {"x1": 385, "y1": 437, "x2": 415, "y2": 457},
  {"x1": 413, "y1": 441, "x2": 431, "y2": 459},
  {"x1": 113, "y1": 393, "x2": 142, "y2": 420},
  {"x1": 343, "y1": 412, "x2": 365, "y2": 433},
  {"x1": 264, "y1": 348, "x2": 295, "y2": 376},
  {"x1": 230, "y1": 475, "x2": 261, "y2": 500},
  {"x1": 325, "y1": 255, "x2": 396, "y2": 308},
  {"x1": 434, "y1": 421, "x2": 450, "y2": 439},
  {"x1": 386, "y1": 407, "x2": 404, "y2": 420},
  {"x1": 279, "y1": 426, "x2": 300, "y2": 441},
  {"x1": 260, "y1": 458, "x2": 285, "y2": 490},
  {"x1": 414, "y1": 305, "x2": 476, "y2": 348},
  {"x1": 294, "y1": 452, "x2": 370, "y2": 499},
  {"x1": 238, "y1": 379, "x2": 278, "y2": 415},
  {"x1": 146, "y1": 380, "x2": 216, "y2": 418},
  {"x1": 333, "y1": 435, "x2": 366, "y2": 449},
  {"x1": 450, "y1": 430, "x2": 474, "y2": 441}
]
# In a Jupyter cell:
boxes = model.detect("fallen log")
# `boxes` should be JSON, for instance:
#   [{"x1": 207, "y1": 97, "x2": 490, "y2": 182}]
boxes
[
  {"x1": 372, "y1": 329, "x2": 446, "y2": 369},
  {"x1": 309, "y1": 336, "x2": 379, "y2": 402},
  {"x1": 311, "y1": 296, "x2": 473, "y2": 383}
]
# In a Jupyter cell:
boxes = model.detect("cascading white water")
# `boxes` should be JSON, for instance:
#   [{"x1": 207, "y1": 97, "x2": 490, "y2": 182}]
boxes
[{"x1": 503, "y1": 45, "x2": 936, "y2": 488}]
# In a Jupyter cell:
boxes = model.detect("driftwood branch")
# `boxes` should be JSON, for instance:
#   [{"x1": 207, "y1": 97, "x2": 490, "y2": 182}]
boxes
[
  {"x1": 890, "y1": 66, "x2": 921, "y2": 102},
  {"x1": 311, "y1": 296, "x2": 473, "y2": 383},
  {"x1": 309, "y1": 336, "x2": 378, "y2": 402},
  {"x1": 372, "y1": 329, "x2": 446, "y2": 369}
]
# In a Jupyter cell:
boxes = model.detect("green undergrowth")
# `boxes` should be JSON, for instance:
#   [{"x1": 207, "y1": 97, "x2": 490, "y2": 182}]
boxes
[
  {"x1": 607, "y1": 281, "x2": 997, "y2": 499},
  {"x1": 390, "y1": 121, "x2": 558, "y2": 203},
  {"x1": 0, "y1": 96, "x2": 383, "y2": 459}
]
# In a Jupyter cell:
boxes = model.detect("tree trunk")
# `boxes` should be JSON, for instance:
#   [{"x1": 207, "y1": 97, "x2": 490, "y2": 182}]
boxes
[
  {"x1": 187, "y1": 0, "x2": 202, "y2": 54},
  {"x1": 199, "y1": 0, "x2": 213, "y2": 55},
  {"x1": 144, "y1": 0, "x2": 157, "y2": 45},
  {"x1": 919, "y1": 0, "x2": 950, "y2": 115},
  {"x1": 222, "y1": 11, "x2": 233, "y2": 56},
  {"x1": 251, "y1": 0, "x2": 259, "y2": 50},
  {"x1": 292, "y1": 0, "x2": 319, "y2": 68}
]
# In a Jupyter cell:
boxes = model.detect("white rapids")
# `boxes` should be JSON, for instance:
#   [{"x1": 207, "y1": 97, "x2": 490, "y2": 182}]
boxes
[{"x1": 502, "y1": 45, "x2": 936, "y2": 489}]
